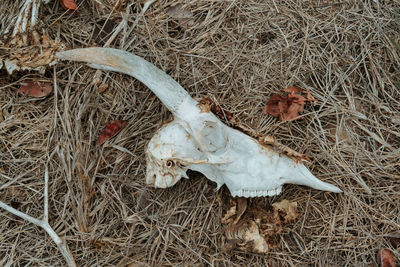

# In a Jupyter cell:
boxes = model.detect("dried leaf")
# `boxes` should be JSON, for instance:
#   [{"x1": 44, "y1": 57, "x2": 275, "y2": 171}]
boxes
[
  {"x1": 272, "y1": 199, "x2": 298, "y2": 223},
  {"x1": 60, "y1": 0, "x2": 78, "y2": 12},
  {"x1": 167, "y1": 4, "x2": 192, "y2": 19},
  {"x1": 222, "y1": 198, "x2": 299, "y2": 254},
  {"x1": 264, "y1": 94, "x2": 285, "y2": 118},
  {"x1": 376, "y1": 248, "x2": 395, "y2": 267},
  {"x1": 264, "y1": 86, "x2": 317, "y2": 121},
  {"x1": 18, "y1": 80, "x2": 52, "y2": 98},
  {"x1": 97, "y1": 120, "x2": 127, "y2": 145},
  {"x1": 225, "y1": 219, "x2": 269, "y2": 254},
  {"x1": 167, "y1": 4, "x2": 194, "y2": 29},
  {"x1": 234, "y1": 198, "x2": 248, "y2": 224},
  {"x1": 221, "y1": 205, "x2": 236, "y2": 224}
]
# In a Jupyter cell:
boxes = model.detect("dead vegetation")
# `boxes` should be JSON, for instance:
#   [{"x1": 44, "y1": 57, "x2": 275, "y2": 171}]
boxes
[{"x1": 0, "y1": 0, "x2": 399, "y2": 266}]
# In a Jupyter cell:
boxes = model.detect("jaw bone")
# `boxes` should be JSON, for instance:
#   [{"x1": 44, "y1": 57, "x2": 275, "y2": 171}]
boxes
[{"x1": 56, "y1": 48, "x2": 342, "y2": 197}]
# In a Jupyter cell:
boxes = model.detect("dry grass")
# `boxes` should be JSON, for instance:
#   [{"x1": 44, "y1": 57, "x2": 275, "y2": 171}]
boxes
[{"x1": 1, "y1": 0, "x2": 400, "y2": 266}]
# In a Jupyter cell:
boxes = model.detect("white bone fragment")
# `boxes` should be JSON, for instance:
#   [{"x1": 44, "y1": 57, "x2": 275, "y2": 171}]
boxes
[{"x1": 56, "y1": 48, "x2": 342, "y2": 197}]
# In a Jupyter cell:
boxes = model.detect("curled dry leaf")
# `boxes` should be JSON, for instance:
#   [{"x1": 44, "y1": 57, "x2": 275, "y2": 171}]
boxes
[
  {"x1": 167, "y1": 4, "x2": 195, "y2": 30},
  {"x1": 376, "y1": 248, "x2": 396, "y2": 267},
  {"x1": 222, "y1": 198, "x2": 299, "y2": 254},
  {"x1": 18, "y1": 80, "x2": 52, "y2": 98},
  {"x1": 60, "y1": 0, "x2": 78, "y2": 12},
  {"x1": 264, "y1": 86, "x2": 317, "y2": 121},
  {"x1": 272, "y1": 199, "x2": 298, "y2": 223},
  {"x1": 221, "y1": 205, "x2": 237, "y2": 225},
  {"x1": 98, "y1": 120, "x2": 127, "y2": 145}
]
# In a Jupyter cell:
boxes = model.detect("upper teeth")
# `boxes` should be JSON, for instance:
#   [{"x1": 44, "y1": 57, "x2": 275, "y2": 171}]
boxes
[{"x1": 232, "y1": 188, "x2": 281, "y2": 198}]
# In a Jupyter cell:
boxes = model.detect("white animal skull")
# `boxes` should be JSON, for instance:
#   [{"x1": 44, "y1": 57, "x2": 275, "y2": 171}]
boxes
[{"x1": 56, "y1": 48, "x2": 342, "y2": 197}]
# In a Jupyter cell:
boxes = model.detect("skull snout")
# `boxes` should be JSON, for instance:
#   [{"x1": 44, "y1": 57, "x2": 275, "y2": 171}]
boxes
[{"x1": 146, "y1": 171, "x2": 180, "y2": 189}]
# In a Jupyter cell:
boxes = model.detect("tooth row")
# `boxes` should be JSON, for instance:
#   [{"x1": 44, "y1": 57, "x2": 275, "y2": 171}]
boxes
[{"x1": 232, "y1": 187, "x2": 282, "y2": 198}]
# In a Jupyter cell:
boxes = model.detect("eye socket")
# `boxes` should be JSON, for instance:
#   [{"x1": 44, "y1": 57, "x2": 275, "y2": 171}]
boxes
[{"x1": 166, "y1": 160, "x2": 175, "y2": 168}]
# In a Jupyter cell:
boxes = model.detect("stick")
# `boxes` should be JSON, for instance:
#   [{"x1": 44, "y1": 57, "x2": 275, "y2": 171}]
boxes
[{"x1": 0, "y1": 170, "x2": 77, "y2": 267}]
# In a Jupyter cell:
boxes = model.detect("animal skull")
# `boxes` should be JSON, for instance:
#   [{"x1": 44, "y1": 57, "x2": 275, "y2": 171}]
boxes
[{"x1": 56, "y1": 48, "x2": 342, "y2": 197}]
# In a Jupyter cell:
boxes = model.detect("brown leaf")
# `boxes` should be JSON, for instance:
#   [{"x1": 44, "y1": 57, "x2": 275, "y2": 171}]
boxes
[
  {"x1": 60, "y1": 0, "x2": 78, "y2": 12},
  {"x1": 272, "y1": 199, "x2": 299, "y2": 223},
  {"x1": 264, "y1": 94, "x2": 286, "y2": 118},
  {"x1": 225, "y1": 219, "x2": 269, "y2": 254},
  {"x1": 233, "y1": 198, "x2": 248, "y2": 224},
  {"x1": 376, "y1": 248, "x2": 395, "y2": 267},
  {"x1": 222, "y1": 198, "x2": 299, "y2": 254},
  {"x1": 264, "y1": 86, "x2": 317, "y2": 121},
  {"x1": 97, "y1": 120, "x2": 127, "y2": 145},
  {"x1": 167, "y1": 4, "x2": 194, "y2": 30},
  {"x1": 221, "y1": 205, "x2": 236, "y2": 224},
  {"x1": 18, "y1": 80, "x2": 52, "y2": 98}
]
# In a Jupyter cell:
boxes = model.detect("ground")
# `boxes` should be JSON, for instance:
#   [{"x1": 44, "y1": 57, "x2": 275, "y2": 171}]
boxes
[{"x1": 0, "y1": 0, "x2": 399, "y2": 266}]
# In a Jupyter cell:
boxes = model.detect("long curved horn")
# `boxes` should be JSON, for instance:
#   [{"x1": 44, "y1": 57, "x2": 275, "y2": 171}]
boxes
[{"x1": 56, "y1": 48, "x2": 191, "y2": 114}]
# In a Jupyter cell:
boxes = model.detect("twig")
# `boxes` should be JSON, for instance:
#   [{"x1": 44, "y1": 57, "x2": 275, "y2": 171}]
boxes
[
  {"x1": 43, "y1": 169, "x2": 49, "y2": 223},
  {"x1": 0, "y1": 170, "x2": 77, "y2": 267}
]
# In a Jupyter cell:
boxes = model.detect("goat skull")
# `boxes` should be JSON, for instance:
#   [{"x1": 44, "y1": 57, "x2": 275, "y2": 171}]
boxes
[{"x1": 56, "y1": 48, "x2": 342, "y2": 197}]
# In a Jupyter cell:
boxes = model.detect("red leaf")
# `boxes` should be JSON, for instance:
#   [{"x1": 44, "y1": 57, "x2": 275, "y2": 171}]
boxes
[
  {"x1": 264, "y1": 86, "x2": 316, "y2": 122},
  {"x1": 377, "y1": 248, "x2": 396, "y2": 267},
  {"x1": 264, "y1": 94, "x2": 286, "y2": 117},
  {"x1": 97, "y1": 120, "x2": 127, "y2": 145},
  {"x1": 18, "y1": 80, "x2": 52, "y2": 98},
  {"x1": 60, "y1": 0, "x2": 78, "y2": 12}
]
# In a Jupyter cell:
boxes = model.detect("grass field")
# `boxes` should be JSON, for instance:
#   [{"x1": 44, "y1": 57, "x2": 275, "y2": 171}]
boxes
[{"x1": 1, "y1": 0, "x2": 399, "y2": 266}]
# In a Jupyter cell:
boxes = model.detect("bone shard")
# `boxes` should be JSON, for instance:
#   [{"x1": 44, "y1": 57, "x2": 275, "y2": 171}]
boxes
[{"x1": 56, "y1": 48, "x2": 342, "y2": 197}]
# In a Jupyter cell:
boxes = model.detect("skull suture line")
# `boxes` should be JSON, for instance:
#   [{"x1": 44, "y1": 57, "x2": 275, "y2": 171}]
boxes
[{"x1": 56, "y1": 48, "x2": 342, "y2": 197}]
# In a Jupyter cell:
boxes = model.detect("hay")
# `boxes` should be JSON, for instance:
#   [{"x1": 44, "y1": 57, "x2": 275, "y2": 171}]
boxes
[{"x1": 1, "y1": 0, "x2": 399, "y2": 265}]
